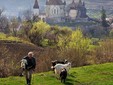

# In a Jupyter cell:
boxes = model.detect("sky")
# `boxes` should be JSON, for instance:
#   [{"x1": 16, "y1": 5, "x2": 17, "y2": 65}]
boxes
[
  {"x1": 0, "y1": 0, "x2": 46, "y2": 16},
  {"x1": 0, "y1": 0, "x2": 113, "y2": 17}
]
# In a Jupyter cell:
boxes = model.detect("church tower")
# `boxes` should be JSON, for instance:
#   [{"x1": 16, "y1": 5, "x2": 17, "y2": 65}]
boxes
[
  {"x1": 46, "y1": 0, "x2": 66, "y2": 22},
  {"x1": 33, "y1": 0, "x2": 39, "y2": 16}
]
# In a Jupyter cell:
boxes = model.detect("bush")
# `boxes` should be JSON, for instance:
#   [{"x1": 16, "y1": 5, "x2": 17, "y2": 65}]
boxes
[
  {"x1": 94, "y1": 39, "x2": 113, "y2": 63},
  {"x1": 57, "y1": 29, "x2": 93, "y2": 66},
  {"x1": 28, "y1": 21, "x2": 50, "y2": 46}
]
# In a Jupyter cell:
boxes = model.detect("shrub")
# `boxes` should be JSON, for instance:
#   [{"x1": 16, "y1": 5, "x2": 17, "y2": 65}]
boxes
[{"x1": 28, "y1": 21, "x2": 50, "y2": 46}]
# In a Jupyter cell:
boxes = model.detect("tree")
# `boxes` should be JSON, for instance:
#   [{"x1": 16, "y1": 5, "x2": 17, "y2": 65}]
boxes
[
  {"x1": 101, "y1": 7, "x2": 109, "y2": 27},
  {"x1": 23, "y1": 9, "x2": 32, "y2": 21},
  {"x1": 0, "y1": 8, "x2": 4, "y2": 16},
  {"x1": 57, "y1": 29, "x2": 92, "y2": 66},
  {"x1": 58, "y1": 29, "x2": 91, "y2": 49},
  {"x1": 28, "y1": 20, "x2": 50, "y2": 46},
  {"x1": 0, "y1": 8, "x2": 10, "y2": 33},
  {"x1": 0, "y1": 16, "x2": 9, "y2": 33},
  {"x1": 21, "y1": 20, "x2": 33, "y2": 37},
  {"x1": 10, "y1": 17, "x2": 20, "y2": 36}
]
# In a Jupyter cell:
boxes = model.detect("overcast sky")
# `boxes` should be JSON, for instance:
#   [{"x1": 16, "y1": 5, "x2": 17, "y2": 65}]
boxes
[{"x1": 0, "y1": 0, "x2": 46, "y2": 16}]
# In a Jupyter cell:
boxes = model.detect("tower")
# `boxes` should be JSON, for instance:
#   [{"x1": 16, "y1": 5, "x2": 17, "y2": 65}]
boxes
[
  {"x1": 46, "y1": 0, "x2": 66, "y2": 22},
  {"x1": 68, "y1": 0, "x2": 78, "y2": 20},
  {"x1": 79, "y1": 1, "x2": 87, "y2": 18},
  {"x1": 33, "y1": 0, "x2": 39, "y2": 16}
]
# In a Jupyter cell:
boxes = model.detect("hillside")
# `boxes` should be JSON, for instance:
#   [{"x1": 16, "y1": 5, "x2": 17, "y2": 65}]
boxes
[{"x1": 0, "y1": 63, "x2": 113, "y2": 85}]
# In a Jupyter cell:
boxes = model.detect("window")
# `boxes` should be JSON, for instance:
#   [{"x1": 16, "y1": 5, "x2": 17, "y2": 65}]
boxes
[{"x1": 54, "y1": 9, "x2": 56, "y2": 14}]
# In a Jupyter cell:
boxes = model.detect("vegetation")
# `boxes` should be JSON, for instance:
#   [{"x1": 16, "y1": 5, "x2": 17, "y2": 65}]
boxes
[
  {"x1": 0, "y1": 32, "x2": 33, "y2": 44},
  {"x1": 0, "y1": 20, "x2": 113, "y2": 77},
  {"x1": 29, "y1": 21, "x2": 50, "y2": 46},
  {"x1": 0, "y1": 63, "x2": 113, "y2": 85},
  {"x1": 0, "y1": 32, "x2": 21, "y2": 41},
  {"x1": 0, "y1": 6, "x2": 113, "y2": 79},
  {"x1": 101, "y1": 7, "x2": 109, "y2": 27}
]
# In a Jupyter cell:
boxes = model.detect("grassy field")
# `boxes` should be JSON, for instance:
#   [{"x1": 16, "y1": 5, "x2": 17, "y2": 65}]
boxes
[
  {"x1": 0, "y1": 32, "x2": 34, "y2": 45},
  {"x1": 0, "y1": 63, "x2": 113, "y2": 85}
]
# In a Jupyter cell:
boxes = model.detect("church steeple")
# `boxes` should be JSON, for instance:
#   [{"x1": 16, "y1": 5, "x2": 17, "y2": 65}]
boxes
[
  {"x1": 83, "y1": 2, "x2": 85, "y2": 6},
  {"x1": 72, "y1": 0, "x2": 75, "y2": 3},
  {"x1": 33, "y1": 0, "x2": 39, "y2": 16},
  {"x1": 79, "y1": 0, "x2": 82, "y2": 3},
  {"x1": 33, "y1": 0, "x2": 39, "y2": 9},
  {"x1": 63, "y1": 0, "x2": 66, "y2": 5}
]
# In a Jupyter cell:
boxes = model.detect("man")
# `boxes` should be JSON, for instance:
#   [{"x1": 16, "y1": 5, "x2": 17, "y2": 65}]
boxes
[{"x1": 22, "y1": 52, "x2": 36, "y2": 85}]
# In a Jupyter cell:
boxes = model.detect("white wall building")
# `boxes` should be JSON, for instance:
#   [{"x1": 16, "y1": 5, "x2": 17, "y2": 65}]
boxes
[
  {"x1": 46, "y1": 0, "x2": 66, "y2": 22},
  {"x1": 33, "y1": 0, "x2": 39, "y2": 16},
  {"x1": 32, "y1": 0, "x2": 88, "y2": 23}
]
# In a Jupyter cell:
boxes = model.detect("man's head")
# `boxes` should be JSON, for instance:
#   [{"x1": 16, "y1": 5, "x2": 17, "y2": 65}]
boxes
[{"x1": 28, "y1": 52, "x2": 34, "y2": 58}]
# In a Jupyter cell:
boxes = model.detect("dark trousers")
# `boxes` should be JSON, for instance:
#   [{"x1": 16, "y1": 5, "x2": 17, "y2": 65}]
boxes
[{"x1": 25, "y1": 69, "x2": 33, "y2": 85}]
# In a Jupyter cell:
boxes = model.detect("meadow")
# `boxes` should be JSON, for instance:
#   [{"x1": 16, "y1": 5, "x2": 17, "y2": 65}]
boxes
[{"x1": 0, "y1": 63, "x2": 113, "y2": 85}]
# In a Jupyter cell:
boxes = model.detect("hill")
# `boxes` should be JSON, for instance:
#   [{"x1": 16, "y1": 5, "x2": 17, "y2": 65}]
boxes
[{"x1": 0, "y1": 63, "x2": 113, "y2": 85}]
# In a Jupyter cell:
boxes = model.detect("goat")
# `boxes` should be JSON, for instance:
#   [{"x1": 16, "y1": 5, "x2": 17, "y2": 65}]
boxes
[
  {"x1": 19, "y1": 59, "x2": 27, "y2": 76},
  {"x1": 51, "y1": 60, "x2": 68, "y2": 71},
  {"x1": 60, "y1": 68, "x2": 67, "y2": 83},
  {"x1": 54, "y1": 62, "x2": 71, "y2": 75}
]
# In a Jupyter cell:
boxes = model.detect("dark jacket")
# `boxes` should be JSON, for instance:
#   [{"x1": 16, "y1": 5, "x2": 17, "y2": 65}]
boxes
[{"x1": 24, "y1": 56, "x2": 36, "y2": 70}]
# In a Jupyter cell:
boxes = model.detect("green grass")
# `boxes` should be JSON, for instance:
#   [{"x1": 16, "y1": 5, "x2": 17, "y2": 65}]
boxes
[
  {"x1": 0, "y1": 33, "x2": 20, "y2": 41},
  {"x1": 0, "y1": 32, "x2": 34, "y2": 45},
  {"x1": 1, "y1": 63, "x2": 113, "y2": 85}
]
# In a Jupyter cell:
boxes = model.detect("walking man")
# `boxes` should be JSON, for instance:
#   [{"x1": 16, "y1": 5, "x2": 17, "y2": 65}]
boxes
[{"x1": 22, "y1": 52, "x2": 36, "y2": 85}]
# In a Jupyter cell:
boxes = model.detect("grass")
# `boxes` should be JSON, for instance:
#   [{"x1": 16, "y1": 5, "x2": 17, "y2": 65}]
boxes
[
  {"x1": 0, "y1": 33, "x2": 20, "y2": 41},
  {"x1": 0, "y1": 32, "x2": 34, "y2": 45},
  {"x1": 1, "y1": 63, "x2": 113, "y2": 85}
]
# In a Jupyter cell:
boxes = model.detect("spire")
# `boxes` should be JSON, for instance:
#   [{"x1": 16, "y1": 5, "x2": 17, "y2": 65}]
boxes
[
  {"x1": 33, "y1": 0, "x2": 39, "y2": 9},
  {"x1": 78, "y1": 0, "x2": 83, "y2": 7},
  {"x1": 72, "y1": 0, "x2": 75, "y2": 3},
  {"x1": 83, "y1": 1, "x2": 85, "y2": 6},
  {"x1": 64, "y1": 0, "x2": 66, "y2": 5},
  {"x1": 79, "y1": 0, "x2": 82, "y2": 3}
]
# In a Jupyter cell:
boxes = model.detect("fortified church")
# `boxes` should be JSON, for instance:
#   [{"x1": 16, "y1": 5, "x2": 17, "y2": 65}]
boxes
[{"x1": 32, "y1": 0, "x2": 88, "y2": 23}]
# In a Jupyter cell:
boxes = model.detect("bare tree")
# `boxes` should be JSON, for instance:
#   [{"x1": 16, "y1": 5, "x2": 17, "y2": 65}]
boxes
[
  {"x1": 0, "y1": 8, "x2": 10, "y2": 33},
  {"x1": 0, "y1": 16, "x2": 9, "y2": 33},
  {"x1": 0, "y1": 8, "x2": 4, "y2": 17},
  {"x1": 23, "y1": 9, "x2": 32, "y2": 21},
  {"x1": 10, "y1": 17, "x2": 19, "y2": 36}
]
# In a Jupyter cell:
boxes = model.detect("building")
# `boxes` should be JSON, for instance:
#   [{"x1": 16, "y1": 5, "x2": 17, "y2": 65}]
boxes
[
  {"x1": 46, "y1": 0, "x2": 66, "y2": 23},
  {"x1": 33, "y1": 0, "x2": 39, "y2": 16},
  {"x1": 67, "y1": 0, "x2": 87, "y2": 21},
  {"x1": 32, "y1": 0, "x2": 88, "y2": 23}
]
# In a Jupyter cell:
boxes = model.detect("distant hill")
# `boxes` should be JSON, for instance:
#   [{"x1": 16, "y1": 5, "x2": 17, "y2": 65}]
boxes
[{"x1": 66, "y1": 0, "x2": 113, "y2": 10}]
